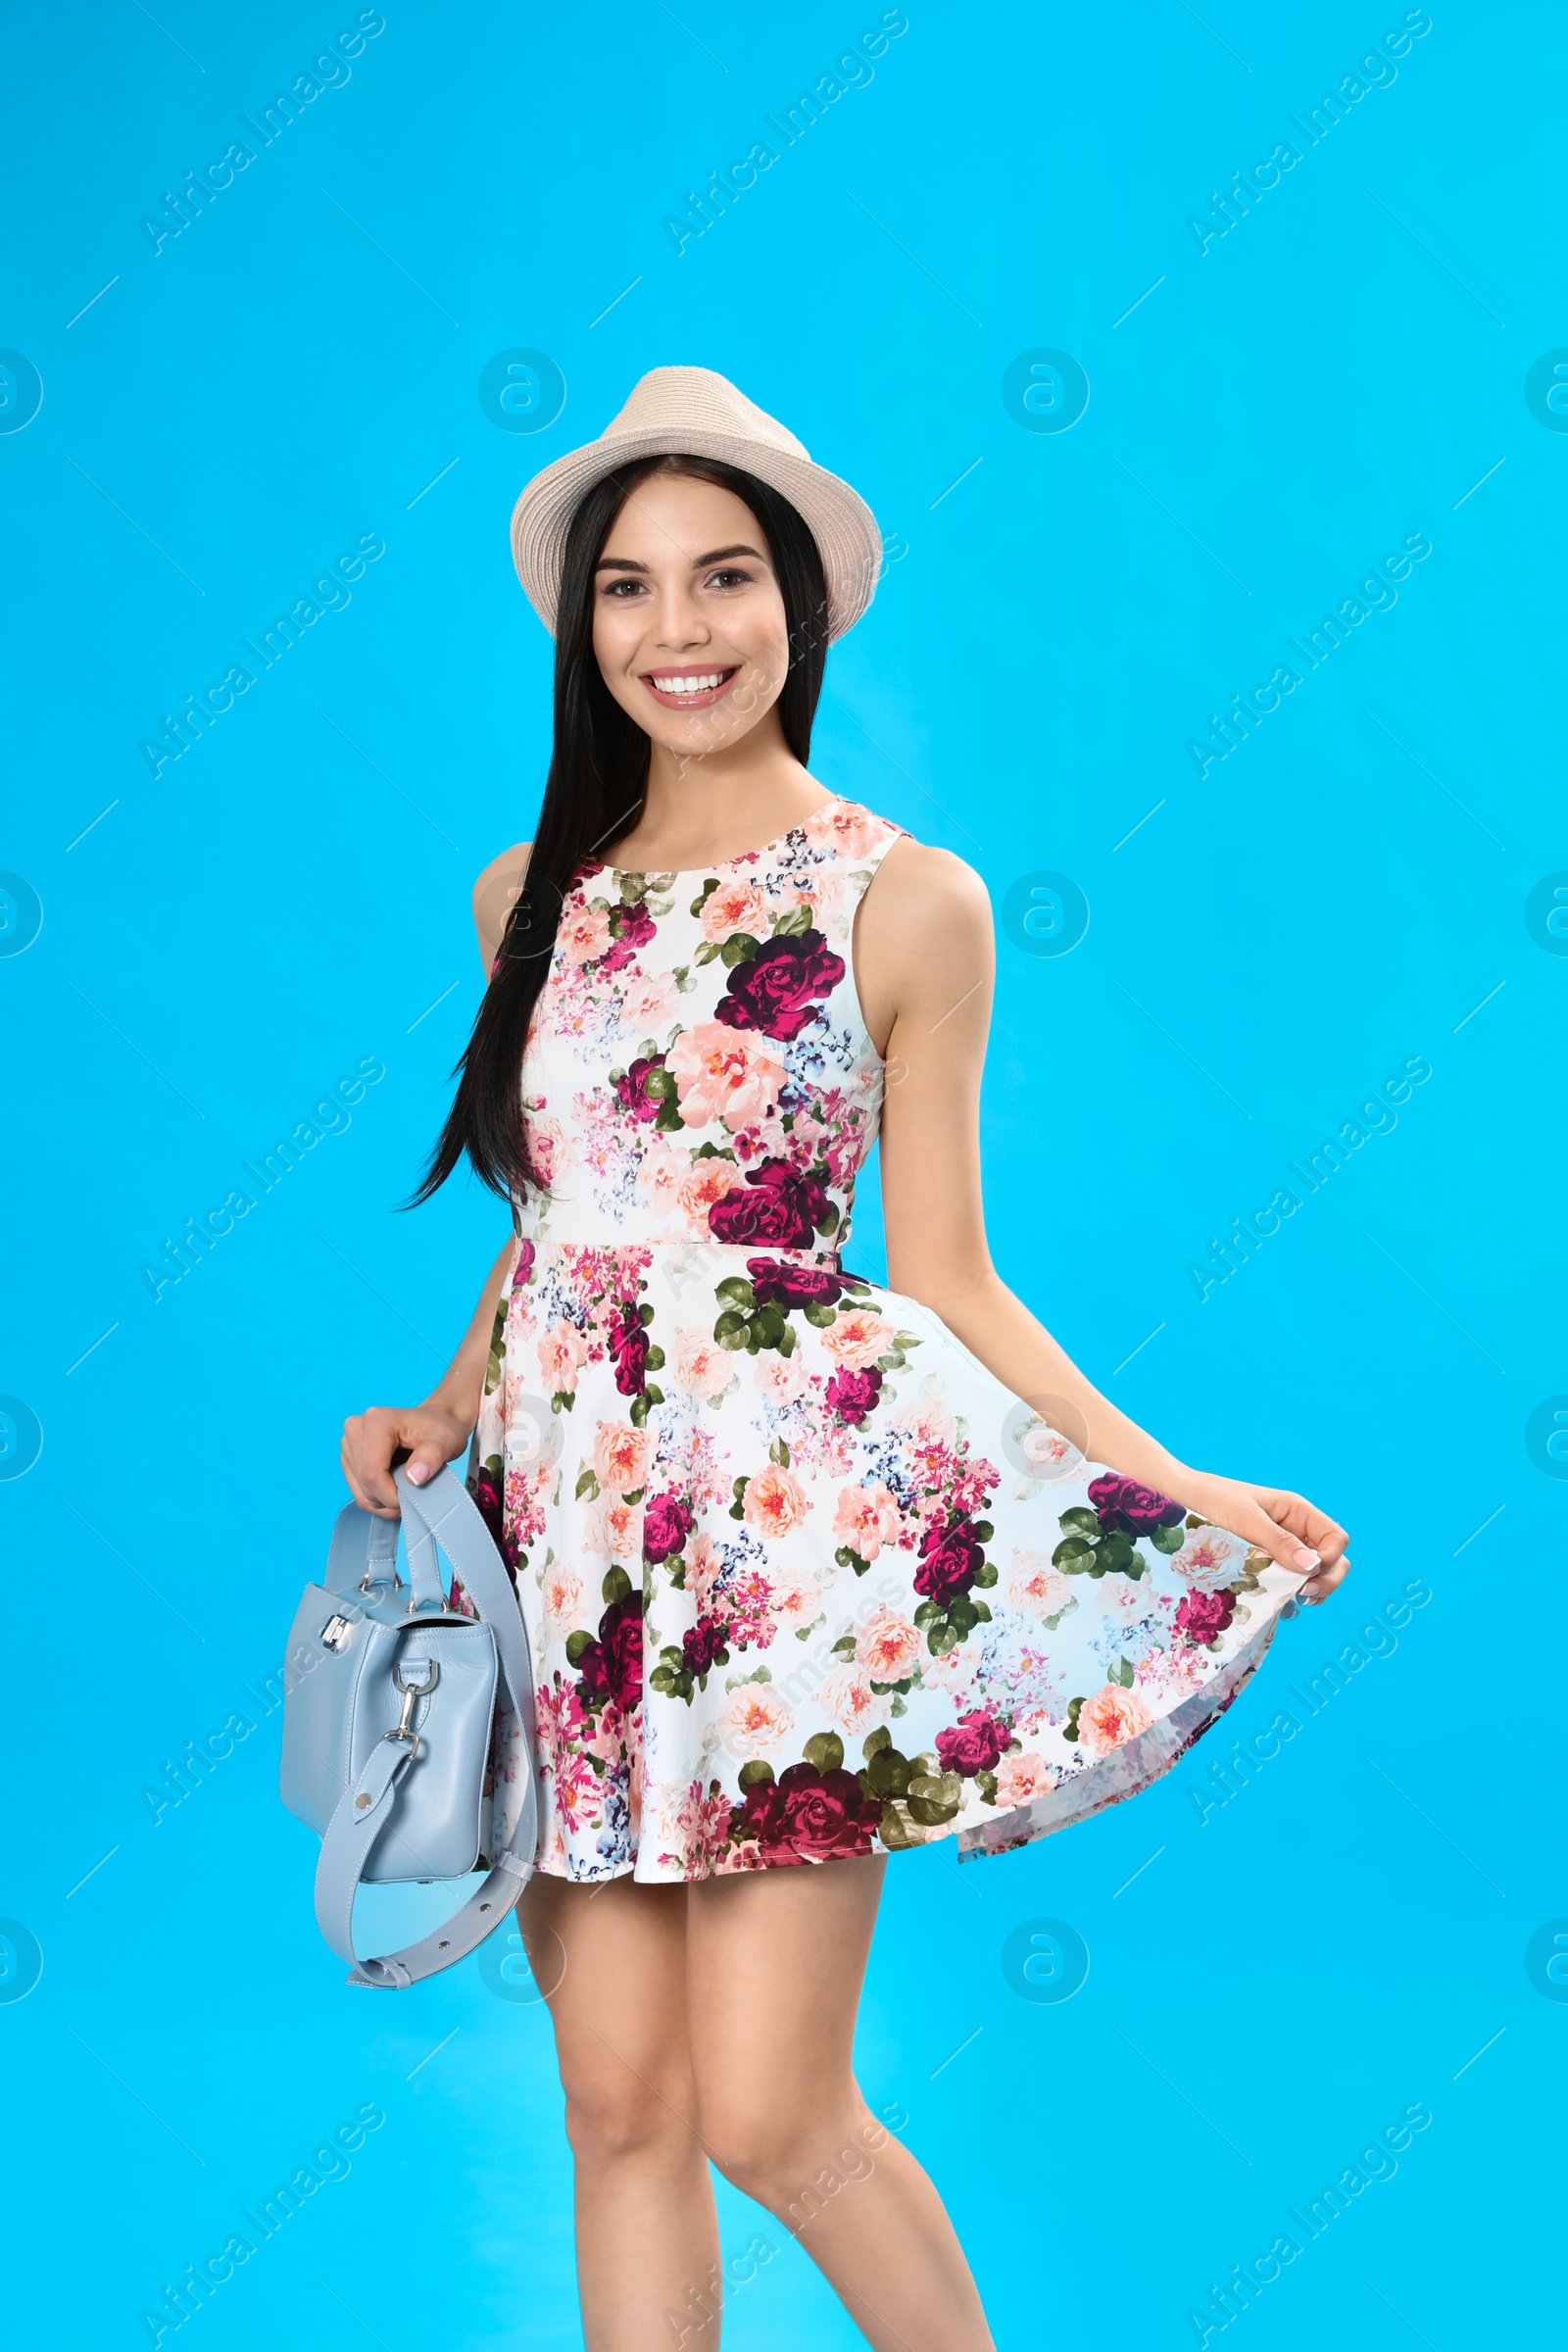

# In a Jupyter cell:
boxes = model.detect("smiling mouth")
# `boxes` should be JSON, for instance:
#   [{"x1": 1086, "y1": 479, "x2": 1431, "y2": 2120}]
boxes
[{"x1": 640, "y1": 664, "x2": 741, "y2": 710}]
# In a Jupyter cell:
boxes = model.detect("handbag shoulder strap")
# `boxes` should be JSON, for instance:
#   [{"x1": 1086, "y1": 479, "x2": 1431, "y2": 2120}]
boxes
[{"x1": 312, "y1": 1465, "x2": 540, "y2": 1989}]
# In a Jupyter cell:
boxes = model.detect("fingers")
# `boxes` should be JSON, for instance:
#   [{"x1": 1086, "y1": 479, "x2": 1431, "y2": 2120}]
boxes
[
  {"x1": 339, "y1": 1421, "x2": 374, "y2": 1513},
  {"x1": 1259, "y1": 1487, "x2": 1348, "y2": 1563},
  {"x1": 1235, "y1": 1496, "x2": 1321, "y2": 1578},
  {"x1": 1254, "y1": 1487, "x2": 1350, "y2": 1604},
  {"x1": 403, "y1": 1432, "x2": 455, "y2": 1490},
  {"x1": 342, "y1": 1408, "x2": 406, "y2": 1519},
  {"x1": 1175, "y1": 1476, "x2": 1351, "y2": 1607},
  {"x1": 1298, "y1": 1552, "x2": 1350, "y2": 1605}
]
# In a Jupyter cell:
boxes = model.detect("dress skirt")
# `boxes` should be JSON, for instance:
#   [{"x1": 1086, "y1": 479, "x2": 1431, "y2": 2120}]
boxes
[{"x1": 458, "y1": 1234, "x2": 1299, "y2": 1884}]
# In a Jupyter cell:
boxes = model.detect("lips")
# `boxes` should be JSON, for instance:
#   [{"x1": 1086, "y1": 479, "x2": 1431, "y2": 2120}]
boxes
[{"x1": 640, "y1": 664, "x2": 740, "y2": 711}]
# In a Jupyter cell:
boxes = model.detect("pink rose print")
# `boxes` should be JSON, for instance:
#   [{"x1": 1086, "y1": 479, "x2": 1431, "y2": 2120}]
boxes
[
  {"x1": 559, "y1": 904, "x2": 612, "y2": 965},
  {"x1": 701, "y1": 877, "x2": 769, "y2": 942},
  {"x1": 816, "y1": 1664, "x2": 891, "y2": 1738},
  {"x1": 754, "y1": 1349, "x2": 808, "y2": 1403},
  {"x1": 585, "y1": 1495, "x2": 643, "y2": 1563},
  {"x1": 743, "y1": 1464, "x2": 810, "y2": 1540},
  {"x1": 672, "y1": 1330, "x2": 731, "y2": 1399},
  {"x1": 800, "y1": 801, "x2": 890, "y2": 859},
  {"x1": 590, "y1": 1419, "x2": 648, "y2": 1494},
  {"x1": 1173, "y1": 1530, "x2": 1243, "y2": 1589},
  {"x1": 620, "y1": 968, "x2": 681, "y2": 1035},
  {"x1": 667, "y1": 1022, "x2": 785, "y2": 1131},
  {"x1": 820, "y1": 1308, "x2": 895, "y2": 1370},
  {"x1": 1005, "y1": 1550, "x2": 1073, "y2": 1620},
  {"x1": 994, "y1": 1752, "x2": 1056, "y2": 1806},
  {"x1": 676, "y1": 1156, "x2": 748, "y2": 1234},
  {"x1": 832, "y1": 1481, "x2": 901, "y2": 1561},
  {"x1": 717, "y1": 1682, "x2": 796, "y2": 1759},
  {"x1": 539, "y1": 1321, "x2": 590, "y2": 1396},
  {"x1": 854, "y1": 1603, "x2": 921, "y2": 1681},
  {"x1": 542, "y1": 1566, "x2": 584, "y2": 1630},
  {"x1": 1076, "y1": 1685, "x2": 1154, "y2": 1757}
]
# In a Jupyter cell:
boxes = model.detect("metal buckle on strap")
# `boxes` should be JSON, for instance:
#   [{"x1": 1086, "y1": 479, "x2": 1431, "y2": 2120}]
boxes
[{"x1": 381, "y1": 1658, "x2": 440, "y2": 1761}]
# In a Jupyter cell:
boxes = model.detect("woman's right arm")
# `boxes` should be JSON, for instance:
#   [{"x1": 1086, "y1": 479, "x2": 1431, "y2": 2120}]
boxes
[
  {"x1": 340, "y1": 1234, "x2": 517, "y2": 1517},
  {"x1": 340, "y1": 837, "x2": 535, "y2": 1518}
]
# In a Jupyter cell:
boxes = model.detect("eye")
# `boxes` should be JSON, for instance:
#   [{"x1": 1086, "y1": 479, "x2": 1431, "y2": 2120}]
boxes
[
  {"x1": 600, "y1": 576, "x2": 646, "y2": 598},
  {"x1": 706, "y1": 567, "x2": 753, "y2": 591}
]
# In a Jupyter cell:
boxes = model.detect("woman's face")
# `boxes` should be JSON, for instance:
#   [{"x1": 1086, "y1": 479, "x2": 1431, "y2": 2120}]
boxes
[{"x1": 591, "y1": 472, "x2": 791, "y2": 761}]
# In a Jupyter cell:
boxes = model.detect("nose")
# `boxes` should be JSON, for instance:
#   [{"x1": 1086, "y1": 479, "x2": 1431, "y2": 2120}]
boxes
[{"x1": 648, "y1": 574, "x2": 711, "y2": 653}]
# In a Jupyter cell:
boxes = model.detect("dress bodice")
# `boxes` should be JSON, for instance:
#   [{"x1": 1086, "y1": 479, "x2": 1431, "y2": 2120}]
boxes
[{"x1": 514, "y1": 797, "x2": 904, "y2": 1262}]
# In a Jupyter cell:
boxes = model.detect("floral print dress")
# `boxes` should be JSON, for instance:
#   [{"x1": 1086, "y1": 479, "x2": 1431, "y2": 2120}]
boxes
[{"x1": 461, "y1": 797, "x2": 1299, "y2": 1882}]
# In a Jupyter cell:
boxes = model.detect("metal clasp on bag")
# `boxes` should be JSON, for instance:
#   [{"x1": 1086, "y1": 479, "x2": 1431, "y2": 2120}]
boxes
[
  {"x1": 319, "y1": 1613, "x2": 355, "y2": 1652},
  {"x1": 383, "y1": 1657, "x2": 440, "y2": 1761}
]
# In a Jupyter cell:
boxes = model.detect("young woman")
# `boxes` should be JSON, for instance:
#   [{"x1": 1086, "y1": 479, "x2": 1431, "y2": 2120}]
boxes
[{"x1": 341, "y1": 368, "x2": 1349, "y2": 2350}]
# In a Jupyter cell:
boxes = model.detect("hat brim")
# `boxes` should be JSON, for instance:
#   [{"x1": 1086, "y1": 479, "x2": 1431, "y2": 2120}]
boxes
[{"x1": 510, "y1": 427, "x2": 882, "y2": 643}]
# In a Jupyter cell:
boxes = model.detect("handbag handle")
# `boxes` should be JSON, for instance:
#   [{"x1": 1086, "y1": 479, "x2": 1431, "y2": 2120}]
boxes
[
  {"x1": 324, "y1": 1482, "x2": 448, "y2": 1612},
  {"x1": 312, "y1": 1464, "x2": 540, "y2": 1989}
]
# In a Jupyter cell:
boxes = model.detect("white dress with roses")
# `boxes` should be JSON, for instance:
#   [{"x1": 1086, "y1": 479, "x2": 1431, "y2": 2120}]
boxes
[{"x1": 460, "y1": 799, "x2": 1300, "y2": 1882}]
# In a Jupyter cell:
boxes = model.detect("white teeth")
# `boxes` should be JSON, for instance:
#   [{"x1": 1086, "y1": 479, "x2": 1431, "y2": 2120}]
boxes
[{"x1": 652, "y1": 671, "x2": 726, "y2": 694}]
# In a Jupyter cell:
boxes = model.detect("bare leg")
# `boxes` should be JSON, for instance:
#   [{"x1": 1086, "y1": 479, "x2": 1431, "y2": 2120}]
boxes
[
  {"x1": 516, "y1": 1872, "x2": 718, "y2": 2348},
  {"x1": 687, "y1": 1855, "x2": 995, "y2": 2352}
]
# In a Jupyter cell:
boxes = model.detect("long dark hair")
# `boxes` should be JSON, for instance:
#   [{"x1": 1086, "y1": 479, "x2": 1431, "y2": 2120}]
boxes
[{"x1": 412, "y1": 453, "x2": 832, "y2": 1207}]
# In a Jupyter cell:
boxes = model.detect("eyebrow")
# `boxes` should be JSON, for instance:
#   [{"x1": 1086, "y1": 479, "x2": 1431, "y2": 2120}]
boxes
[{"x1": 593, "y1": 543, "x2": 766, "y2": 575}]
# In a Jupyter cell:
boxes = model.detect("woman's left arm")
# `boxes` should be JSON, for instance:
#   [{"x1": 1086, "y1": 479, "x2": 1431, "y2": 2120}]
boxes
[{"x1": 856, "y1": 840, "x2": 1349, "y2": 1605}]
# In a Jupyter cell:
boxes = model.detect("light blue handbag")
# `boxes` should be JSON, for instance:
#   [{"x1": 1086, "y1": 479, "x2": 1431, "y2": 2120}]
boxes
[{"x1": 280, "y1": 1463, "x2": 538, "y2": 1988}]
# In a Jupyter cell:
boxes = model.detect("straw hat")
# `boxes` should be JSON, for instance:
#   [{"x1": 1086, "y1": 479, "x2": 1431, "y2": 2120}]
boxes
[{"x1": 509, "y1": 365, "x2": 882, "y2": 642}]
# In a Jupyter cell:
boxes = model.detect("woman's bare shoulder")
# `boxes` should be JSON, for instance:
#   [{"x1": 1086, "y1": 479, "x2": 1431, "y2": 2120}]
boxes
[
  {"x1": 472, "y1": 840, "x2": 532, "y2": 970},
  {"x1": 858, "y1": 833, "x2": 992, "y2": 964},
  {"x1": 874, "y1": 833, "x2": 990, "y2": 922},
  {"x1": 853, "y1": 832, "x2": 993, "y2": 1044}
]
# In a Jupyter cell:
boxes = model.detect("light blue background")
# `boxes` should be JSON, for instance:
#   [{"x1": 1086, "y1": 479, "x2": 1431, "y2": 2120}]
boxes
[{"x1": 2, "y1": 3, "x2": 1561, "y2": 2345}]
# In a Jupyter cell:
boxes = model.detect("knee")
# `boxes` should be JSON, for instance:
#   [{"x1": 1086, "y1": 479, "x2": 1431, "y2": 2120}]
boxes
[
  {"x1": 560, "y1": 2062, "x2": 697, "y2": 2169},
  {"x1": 698, "y1": 2090, "x2": 883, "y2": 2213}
]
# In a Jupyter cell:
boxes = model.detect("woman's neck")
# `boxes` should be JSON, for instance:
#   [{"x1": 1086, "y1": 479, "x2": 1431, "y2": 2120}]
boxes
[{"x1": 608, "y1": 731, "x2": 836, "y2": 871}]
